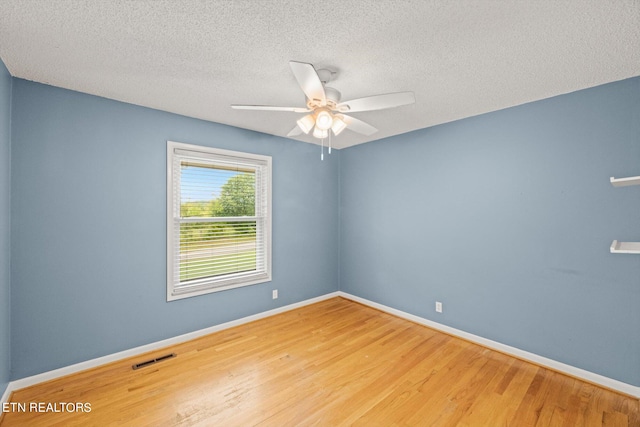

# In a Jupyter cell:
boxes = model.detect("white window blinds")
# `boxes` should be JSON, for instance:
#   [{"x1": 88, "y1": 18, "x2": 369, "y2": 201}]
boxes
[{"x1": 167, "y1": 142, "x2": 271, "y2": 301}]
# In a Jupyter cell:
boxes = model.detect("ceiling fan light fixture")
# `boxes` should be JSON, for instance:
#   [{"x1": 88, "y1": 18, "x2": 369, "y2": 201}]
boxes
[
  {"x1": 331, "y1": 116, "x2": 347, "y2": 136},
  {"x1": 313, "y1": 126, "x2": 328, "y2": 139},
  {"x1": 232, "y1": 61, "x2": 415, "y2": 146},
  {"x1": 296, "y1": 114, "x2": 315, "y2": 134},
  {"x1": 315, "y1": 110, "x2": 333, "y2": 130}
]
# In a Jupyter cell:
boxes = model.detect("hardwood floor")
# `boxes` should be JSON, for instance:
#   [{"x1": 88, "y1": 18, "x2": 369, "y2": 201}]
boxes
[{"x1": 1, "y1": 297, "x2": 638, "y2": 426}]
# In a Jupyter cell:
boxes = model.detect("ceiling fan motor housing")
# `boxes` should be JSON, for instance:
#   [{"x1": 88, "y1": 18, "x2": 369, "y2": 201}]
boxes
[
  {"x1": 308, "y1": 86, "x2": 341, "y2": 110},
  {"x1": 324, "y1": 86, "x2": 341, "y2": 105}
]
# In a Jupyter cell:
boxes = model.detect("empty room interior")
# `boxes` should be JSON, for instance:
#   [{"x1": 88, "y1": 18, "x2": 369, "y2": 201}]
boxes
[{"x1": 1, "y1": 1, "x2": 639, "y2": 426}]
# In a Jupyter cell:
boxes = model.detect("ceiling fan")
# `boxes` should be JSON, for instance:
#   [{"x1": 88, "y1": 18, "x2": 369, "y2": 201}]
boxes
[{"x1": 232, "y1": 61, "x2": 415, "y2": 158}]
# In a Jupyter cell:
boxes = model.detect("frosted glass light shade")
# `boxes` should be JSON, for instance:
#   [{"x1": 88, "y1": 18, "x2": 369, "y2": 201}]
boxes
[
  {"x1": 331, "y1": 116, "x2": 347, "y2": 136},
  {"x1": 313, "y1": 126, "x2": 328, "y2": 139},
  {"x1": 296, "y1": 114, "x2": 315, "y2": 134},
  {"x1": 315, "y1": 110, "x2": 333, "y2": 130}
]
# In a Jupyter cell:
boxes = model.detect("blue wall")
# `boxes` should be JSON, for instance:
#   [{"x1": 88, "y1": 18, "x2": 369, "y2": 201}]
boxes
[
  {"x1": 6, "y1": 73, "x2": 640, "y2": 388},
  {"x1": 10, "y1": 79, "x2": 340, "y2": 379},
  {"x1": 0, "y1": 60, "x2": 12, "y2": 396},
  {"x1": 340, "y1": 77, "x2": 640, "y2": 386}
]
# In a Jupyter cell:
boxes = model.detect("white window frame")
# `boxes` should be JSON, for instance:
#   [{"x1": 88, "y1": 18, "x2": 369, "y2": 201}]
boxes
[{"x1": 167, "y1": 141, "x2": 272, "y2": 301}]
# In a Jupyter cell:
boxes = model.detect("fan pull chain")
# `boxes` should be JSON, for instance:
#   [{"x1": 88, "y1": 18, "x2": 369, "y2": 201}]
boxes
[
  {"x1": 321, "y1": 138, "x2": 324, "y2": 161},
  {"x1": 328, "y1": 131, "x2": 332, "y2": 154}
]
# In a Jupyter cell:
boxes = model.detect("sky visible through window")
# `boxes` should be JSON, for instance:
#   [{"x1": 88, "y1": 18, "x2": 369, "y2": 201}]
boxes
[{"x1": 181, "y1": 163, "x2": 239, "y2": 203}]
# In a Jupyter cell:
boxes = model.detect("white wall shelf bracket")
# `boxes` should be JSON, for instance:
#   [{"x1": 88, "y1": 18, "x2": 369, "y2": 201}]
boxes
[
  {"x1": 610, "y1": 240, "x2": 640, "y2": 254},
  {"x1": 610, "y1": 176, "x2": 640, "y2": 187},
  {"x1": 609, "y1": 175, "x2": 640, "y2": 254}
]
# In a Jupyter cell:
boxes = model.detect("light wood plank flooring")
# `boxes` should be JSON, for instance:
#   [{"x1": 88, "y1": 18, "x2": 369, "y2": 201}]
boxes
[{"x1": 1, "y1": 297, "x2": 638, "y2": 426}]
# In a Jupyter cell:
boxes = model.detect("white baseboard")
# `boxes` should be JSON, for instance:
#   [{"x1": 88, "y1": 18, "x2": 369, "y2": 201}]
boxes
[
  {"x1": 2, "y1": 290, "x2": 638, "y2": 405},
  {"x1": 337, "y1": 291, "x2": 640, "y2": 399},
  {"x1": 1, "y1": 383, "x2": 12, "y2": 408},
  {"x1": 1, "y1": 292, "x2": 340, "y2": 404}
]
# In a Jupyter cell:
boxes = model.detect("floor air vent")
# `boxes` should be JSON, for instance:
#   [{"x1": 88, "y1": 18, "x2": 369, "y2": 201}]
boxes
[{"x1": 132, "y1": 353, "x2": 176, "y2": 370}]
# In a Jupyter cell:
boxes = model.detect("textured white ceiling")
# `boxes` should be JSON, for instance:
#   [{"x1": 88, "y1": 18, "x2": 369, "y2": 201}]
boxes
[{"x1": 1, "y1": 1, "x2": 639, "y2": 149}]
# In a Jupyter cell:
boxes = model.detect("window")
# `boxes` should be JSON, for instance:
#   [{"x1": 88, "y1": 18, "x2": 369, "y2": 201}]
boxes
[{"x1": 167, "y1": 141, "x2": 271, "y2": 301}]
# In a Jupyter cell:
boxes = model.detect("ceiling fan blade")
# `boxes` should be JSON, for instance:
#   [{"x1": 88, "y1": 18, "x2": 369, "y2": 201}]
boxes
[
  {"x1": 337, "y1": 92, "x2": 415, "y2": 113},
  {"x1": 231, "y1": 104, "x2": 310, "y2": 113},
  {"x1": 287, "y1": 125, "x2": 303, "y2": 137},
  {"x1": 342, "y1": 115, "x2": 378, "y2": 136},
  {"x1": 289, "y1": 61, "x2": 326, "y2": 105}
]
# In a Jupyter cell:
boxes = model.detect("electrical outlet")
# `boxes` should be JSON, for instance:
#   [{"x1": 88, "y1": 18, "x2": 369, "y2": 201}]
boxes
[
  {"x1": 435, "y1": 301, "x2": 442, "y2": 313},
  {"x1": 272, "y1": 289, "x2": 278, "y2": 299}
]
